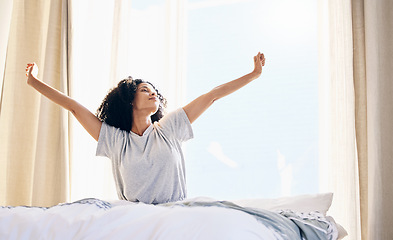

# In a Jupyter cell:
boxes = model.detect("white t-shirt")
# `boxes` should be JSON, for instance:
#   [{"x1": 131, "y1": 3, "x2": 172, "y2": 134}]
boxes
[{"x1": 96, "y1": 108, "x2": 193, "y2": 204}]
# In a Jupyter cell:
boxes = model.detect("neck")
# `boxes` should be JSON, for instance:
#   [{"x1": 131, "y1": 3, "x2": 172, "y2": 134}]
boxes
[{"x1": 131, "y1": 110, "x2": 152, "y2": 136}]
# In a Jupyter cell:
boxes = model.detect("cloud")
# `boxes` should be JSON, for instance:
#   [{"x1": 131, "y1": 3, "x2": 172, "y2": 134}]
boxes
[{"x1": 208, "y1": 141, "x2": 238, "y2": 168}]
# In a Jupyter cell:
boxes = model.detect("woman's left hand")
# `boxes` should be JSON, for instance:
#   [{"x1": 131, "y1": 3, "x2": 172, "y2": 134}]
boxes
[{"x1": 252, "y1": 52, "x2": 265, "y2": 77}]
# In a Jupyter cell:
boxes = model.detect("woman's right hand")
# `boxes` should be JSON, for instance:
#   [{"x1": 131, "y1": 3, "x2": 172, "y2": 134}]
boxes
[{"x1": 26, "y1": 62, "x2": 39, "y2": 85}]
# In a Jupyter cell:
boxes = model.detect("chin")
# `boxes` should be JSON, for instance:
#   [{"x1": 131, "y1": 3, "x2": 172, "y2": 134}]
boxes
[{"x1": 151, "y1": 106, "x2": 159, "y2": 115}]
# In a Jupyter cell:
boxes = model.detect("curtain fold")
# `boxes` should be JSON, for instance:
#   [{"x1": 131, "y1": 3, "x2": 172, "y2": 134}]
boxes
[
  {"x1": 0, "y1": 0, "x2": 71, "y2": 207},
  {"x1": 163, "y1": 0, "x2": 188, "y2": 110},
  {"x1": 351, "y1": 1, "x2": 368, "y2": 239},
  {"x1": 362, "y1": 0, "x2": 393, "y2": 239}
]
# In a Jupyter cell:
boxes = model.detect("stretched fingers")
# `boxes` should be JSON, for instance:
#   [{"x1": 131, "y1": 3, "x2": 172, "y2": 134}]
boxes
[
  {"x1": 259, "y1": 53, "x2": 265, "y2": 66},
  {"x1": 254, "y1": 52, "x2": 266, "y2": 68},
  {"x1": 25, "y1": 63, "x2": 34, "y2": 77},
  {"x1": 26, "y1": 65, "x2": 30, "y2": 77}
]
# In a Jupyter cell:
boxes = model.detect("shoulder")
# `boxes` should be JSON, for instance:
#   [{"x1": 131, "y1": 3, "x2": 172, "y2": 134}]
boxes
[
  {"x1": 155, "y1": 108, "x2": 193, "y2": 141},
  {"x1": 96, "y1": 122, "x2": 128, "y2": 158},
  {"x1": 156, "y1": 108, "x2": 188, "y2": 127},
  {"x1": 99, "y1": 121, "x2": 129, "y2": 140}
]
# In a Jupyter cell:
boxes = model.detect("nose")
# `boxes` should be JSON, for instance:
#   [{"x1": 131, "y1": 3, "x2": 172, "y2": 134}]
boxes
[{"x1": 150, "y1": 91, "x2": 156, "y2": 96}]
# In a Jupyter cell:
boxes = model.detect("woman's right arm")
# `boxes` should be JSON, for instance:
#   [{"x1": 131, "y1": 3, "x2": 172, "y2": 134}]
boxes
[{"x1": 26, "y1": 63, "x2": 102, "y2": 141}]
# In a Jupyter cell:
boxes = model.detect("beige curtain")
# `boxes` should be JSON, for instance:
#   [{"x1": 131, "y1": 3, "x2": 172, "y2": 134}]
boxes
[
  {"x1": 360, "y1": 1, "x2": 393, "y2": 239},
  {"x1": 351, "y1": 0, "x2": 368, "y2": 239},
  {"x1": 0, "y1": 0, "x2": 14, "y2": 97},
  {"x1": 320, "y1": 0, "x2": 393, "y2": 239},
  {"x1": 0, "y1": 0, "x2": 71, "y2": 207}
]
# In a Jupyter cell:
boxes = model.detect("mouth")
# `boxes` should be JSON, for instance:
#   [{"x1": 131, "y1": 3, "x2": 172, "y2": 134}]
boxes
[{"x1": 149, "y1": 97, "x2": 158, "y2": 101}]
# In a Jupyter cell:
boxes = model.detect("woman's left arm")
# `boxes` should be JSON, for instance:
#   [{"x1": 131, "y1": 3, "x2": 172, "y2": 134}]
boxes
[{"x1": 183, "y1": 52, "x2": 266, "y2": 124}]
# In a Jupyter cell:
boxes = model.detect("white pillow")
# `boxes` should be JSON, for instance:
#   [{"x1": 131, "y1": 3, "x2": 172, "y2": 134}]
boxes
[{"x1": 232, "y1": 192, "x2": 333, "y2": 215}]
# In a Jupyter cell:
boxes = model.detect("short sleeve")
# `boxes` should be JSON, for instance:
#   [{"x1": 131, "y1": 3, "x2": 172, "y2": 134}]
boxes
[
  {"x1": 96, "y1": 122, "x2": 127, "y2": 159},
  {"x1": 157, "y1": 108, "x2": 194, "y2": 142}
]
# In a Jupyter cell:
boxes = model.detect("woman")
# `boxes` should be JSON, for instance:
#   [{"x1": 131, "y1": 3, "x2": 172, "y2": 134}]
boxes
[{"x1": 25, "y1": 52, "x2": 266, "y2": 204}]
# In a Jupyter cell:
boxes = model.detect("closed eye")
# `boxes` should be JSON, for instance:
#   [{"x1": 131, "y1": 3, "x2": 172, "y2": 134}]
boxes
[{"x1": 138, "y1": 85, "x2": 157, "y2": 95}]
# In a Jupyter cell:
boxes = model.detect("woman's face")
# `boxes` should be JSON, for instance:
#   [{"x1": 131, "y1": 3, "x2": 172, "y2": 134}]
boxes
[{"x1": 132, "y1": 83, "x2": 160, "y2": 115}]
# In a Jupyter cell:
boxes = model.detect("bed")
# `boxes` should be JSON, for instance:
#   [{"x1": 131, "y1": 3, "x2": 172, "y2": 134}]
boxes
[{"x1": 0, "y1": 193, "x2": 347, "y2": 239}]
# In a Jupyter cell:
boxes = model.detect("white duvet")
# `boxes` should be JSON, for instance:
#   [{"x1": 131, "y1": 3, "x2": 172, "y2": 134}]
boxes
[
  {"x1": 1, "y1": 198, "x2": 282, "y2": 240},
  {"x1": 0, "y1": 196, "x2": 345, "y2": 240}
]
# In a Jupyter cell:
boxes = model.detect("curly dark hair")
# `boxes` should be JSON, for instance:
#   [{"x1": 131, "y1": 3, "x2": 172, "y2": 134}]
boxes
[{"x1": 96, "y1": 77, "x2": 167, "y2": 132}]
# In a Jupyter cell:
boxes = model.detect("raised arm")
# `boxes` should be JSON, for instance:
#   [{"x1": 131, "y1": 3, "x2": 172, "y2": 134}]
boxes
[
  {"x1": 183, "y1": 52, "x2": 266, "y2": 124},
  {"x1": 26, "y1": 63, "x2": 102, "y2": 141}
]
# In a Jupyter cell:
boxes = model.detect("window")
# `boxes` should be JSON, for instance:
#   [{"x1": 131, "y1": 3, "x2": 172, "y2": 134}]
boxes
[{"x1": 185, "y1": 0, "x2": 318, "y2": 199}]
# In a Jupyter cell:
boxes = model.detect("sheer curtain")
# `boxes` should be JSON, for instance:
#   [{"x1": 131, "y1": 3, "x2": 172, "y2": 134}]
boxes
[
  {"x1": 112, "y1": 0, "x2": 188, "y2": 111},
  {"x1": 319, "y1": 0, "x2": 393, "y2": 239},
  {"x1": 318, "y1": 0, "x2": 361, "y2": 238},
  {"x1": 69, "y1": 0, "x2": 119, "y2": 201},
  {"x1": 0, "y1": 0, "x2": 71, "y2": 207}
]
